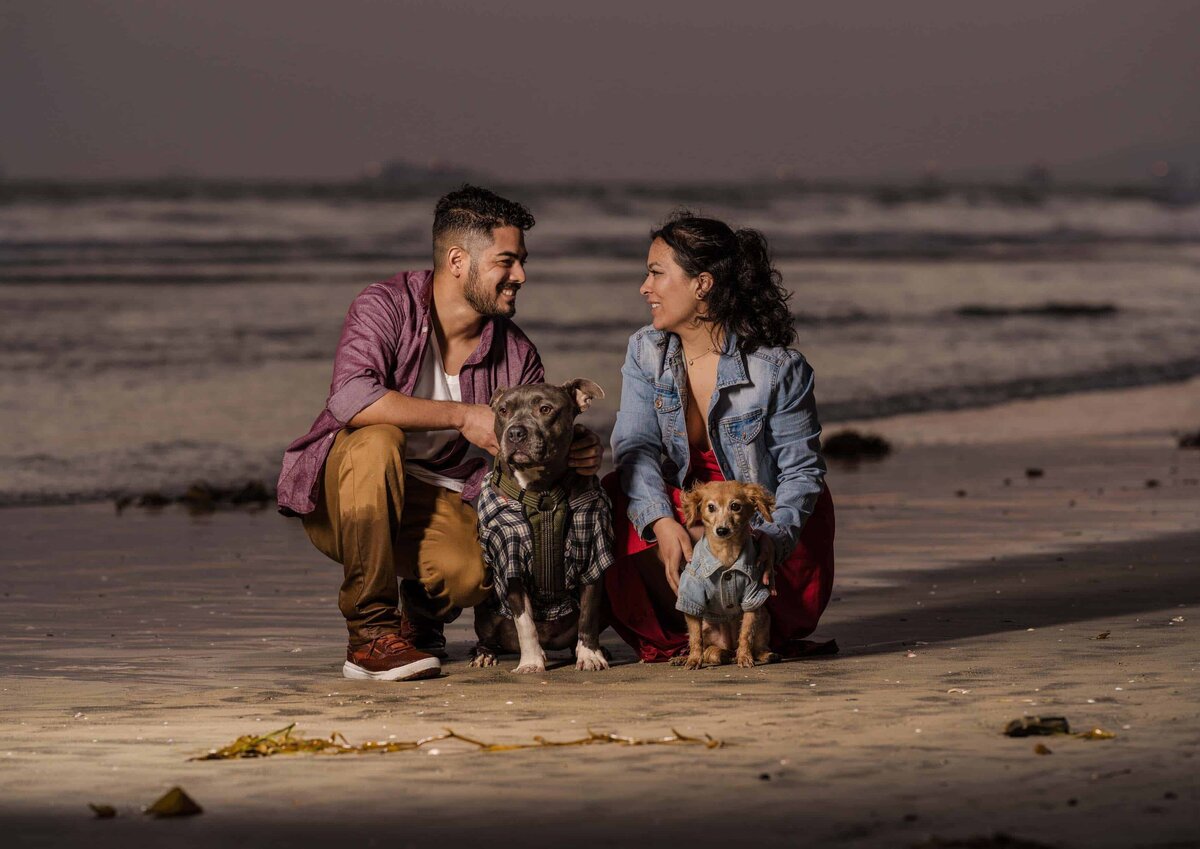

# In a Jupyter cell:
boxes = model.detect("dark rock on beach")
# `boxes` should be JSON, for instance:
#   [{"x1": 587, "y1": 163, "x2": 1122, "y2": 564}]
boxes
[
  {"x1": 822, "y1": 430, "x2": 892, "y2": 462},
  {"x1": 115, "y1": 480, "x2": 273, "y2": 514}
]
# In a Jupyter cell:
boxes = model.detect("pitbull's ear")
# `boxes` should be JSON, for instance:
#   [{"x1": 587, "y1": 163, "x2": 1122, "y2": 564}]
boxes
[
  {"x1": 680, "y1": 486, "x2": 705, "y2": 527},
  {"x1": 560, "y1": 378, "x2": 605, "y2": 414},
  {"x1": 743, "y1": 483, "x2": 776, "y2": 523},
  {"x1": 489, "y1": 387, "x2": 507, "y2": 408}
]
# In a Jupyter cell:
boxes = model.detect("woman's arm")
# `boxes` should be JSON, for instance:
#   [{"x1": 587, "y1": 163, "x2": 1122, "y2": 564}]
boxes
[
  {"x1": 759, "y1": 351, "x2": 827, "y2": 560},
  {"x1": 611, "y1": 334, "x2": 676, "y2": 541}
]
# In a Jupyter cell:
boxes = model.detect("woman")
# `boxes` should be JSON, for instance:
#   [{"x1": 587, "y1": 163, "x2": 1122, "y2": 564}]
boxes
[{"x1": 603, "y1": 212, "x2": 835, "y2": 662}]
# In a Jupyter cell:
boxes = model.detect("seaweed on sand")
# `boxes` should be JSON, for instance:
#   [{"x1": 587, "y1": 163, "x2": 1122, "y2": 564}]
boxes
[{"x1": 191, "y1": 723, "x2": 722, "y2": 760}]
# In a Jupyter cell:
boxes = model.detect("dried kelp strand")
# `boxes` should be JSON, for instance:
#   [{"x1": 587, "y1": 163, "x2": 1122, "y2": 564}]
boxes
[{"x1": 192, "y1": 724, "x2": 721, "y2": 760}]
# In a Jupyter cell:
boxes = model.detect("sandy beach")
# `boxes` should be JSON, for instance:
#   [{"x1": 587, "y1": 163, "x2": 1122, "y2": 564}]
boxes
[{"x1": 2, "y1": 380, "x2": 1198, "y2": 849}]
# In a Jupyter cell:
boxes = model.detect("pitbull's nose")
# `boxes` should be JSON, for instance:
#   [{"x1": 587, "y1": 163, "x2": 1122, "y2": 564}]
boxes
[
  {"x1": 715, "y1": 526, "x2": 731, "y2": 538},
  {"x1": 506, "y1": 424, "x2": 528, "y2": 444}
]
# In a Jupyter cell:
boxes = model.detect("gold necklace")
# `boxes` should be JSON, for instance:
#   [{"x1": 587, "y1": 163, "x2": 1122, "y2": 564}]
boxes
[{"x1": 685, "y1": 348, "x2": 719, "y2": 367}]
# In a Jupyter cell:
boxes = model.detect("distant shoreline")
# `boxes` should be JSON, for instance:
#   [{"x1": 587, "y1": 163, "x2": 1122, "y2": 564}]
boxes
[{"x1": 1, "y1": 176, "x2": 1193, "y2": 206}]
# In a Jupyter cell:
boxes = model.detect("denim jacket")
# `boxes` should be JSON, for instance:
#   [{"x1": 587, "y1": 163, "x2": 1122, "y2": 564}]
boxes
[
  {"x1": 675, "y1": 536, "x2": 770, "y2": 622},
  {"x1": 611, "y1": 326, "x2": 826, "y2": 561}
]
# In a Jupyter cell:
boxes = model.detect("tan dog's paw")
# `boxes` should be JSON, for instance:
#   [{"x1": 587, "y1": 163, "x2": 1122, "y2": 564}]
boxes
[
  {"x1": 682, "y1": 653, "x2": 704, "y2": 670},
  {"x1": 736, "y1": 651, "x2": 755, "y2": 668},
  {"x1": 756, "y1": 651, "x2": 781, "y2": 664},
  {"x1": 702, "y1": 645, "x2": 733, "y2": 666}
]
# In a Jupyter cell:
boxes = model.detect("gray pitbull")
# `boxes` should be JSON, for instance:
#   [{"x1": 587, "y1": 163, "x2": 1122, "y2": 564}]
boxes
[{"x1": 469, "y1": 378, "x2": 610, "y2": 673}]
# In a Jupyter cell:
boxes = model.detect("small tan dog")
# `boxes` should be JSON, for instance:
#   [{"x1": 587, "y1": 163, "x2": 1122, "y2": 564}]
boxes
[{"x1": 672, "y1": 481, "x2": 781, "y2": 669}]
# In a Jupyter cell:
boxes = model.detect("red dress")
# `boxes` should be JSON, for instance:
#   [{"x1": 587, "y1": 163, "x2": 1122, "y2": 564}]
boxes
[{"x1": 602, "y1": 444, "x2": 836, "y2": 662}]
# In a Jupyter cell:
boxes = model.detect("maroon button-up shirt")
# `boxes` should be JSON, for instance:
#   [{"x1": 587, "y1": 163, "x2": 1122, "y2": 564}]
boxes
[{"x1": 276, "y1": 269, "x2": 544, "y2": 515}]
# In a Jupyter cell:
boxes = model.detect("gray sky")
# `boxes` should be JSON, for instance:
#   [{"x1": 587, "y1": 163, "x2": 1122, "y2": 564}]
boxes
[{"x1": 3, "y1": 0, "x2": 1198, "y2": 181}]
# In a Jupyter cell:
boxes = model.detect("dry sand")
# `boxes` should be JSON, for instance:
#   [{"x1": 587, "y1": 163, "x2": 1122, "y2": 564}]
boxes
[{"x1": 2, "y1": 382, "x2": 1198, "y2": 849}]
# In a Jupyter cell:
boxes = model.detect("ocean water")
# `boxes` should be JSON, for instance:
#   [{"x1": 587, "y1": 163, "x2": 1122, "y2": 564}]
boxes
[{"x1": 1, "y1": 185, "x2": 1198, "y2": 505}]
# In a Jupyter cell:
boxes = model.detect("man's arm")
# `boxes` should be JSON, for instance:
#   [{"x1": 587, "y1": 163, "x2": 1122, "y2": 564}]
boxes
[
  {"x1": 327, "y1": 284, "x2": 497, "y2": 453},
  {"x1": 349, "y1": 392, "x2": 498, "y2": 455}
]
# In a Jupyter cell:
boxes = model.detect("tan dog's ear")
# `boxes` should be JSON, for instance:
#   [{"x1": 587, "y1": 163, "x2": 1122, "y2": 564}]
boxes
[
  {"x1": 743, "y1": 483, "x2": 775, "y2": 523},
  {"x1": 489, "y1": 387, "x2": 507, "y2": 408},
  {"x1": 560, "y1": 378, "x2": 605, "y2": 414},
  {"x1": 680, "y1": 486, "x2": 705, "y2": 527}
]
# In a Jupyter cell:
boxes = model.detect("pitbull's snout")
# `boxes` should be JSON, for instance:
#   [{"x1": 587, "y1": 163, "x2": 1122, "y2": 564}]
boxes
[
  {"x1": 506, "y1": 424, "x2": 528, "y2": 444},
  {"x1": 715, "y1": 526, "x2": 732, "y2": 538}
]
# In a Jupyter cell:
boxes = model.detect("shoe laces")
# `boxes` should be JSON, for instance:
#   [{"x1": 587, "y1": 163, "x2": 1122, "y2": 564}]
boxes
[{"x1": 369, "y1": 633, "x2": 416, "y2": 656}]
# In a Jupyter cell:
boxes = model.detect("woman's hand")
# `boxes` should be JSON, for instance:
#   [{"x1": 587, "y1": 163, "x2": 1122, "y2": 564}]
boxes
[
  {"x1": 652, "y1": 517, "x2": 694, "y2": 593},
  {"x1": 754, "y1": 529, "x2": 778, "y2": 596}
]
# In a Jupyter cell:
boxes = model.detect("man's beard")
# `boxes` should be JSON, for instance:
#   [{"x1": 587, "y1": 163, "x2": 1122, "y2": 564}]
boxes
[{"x1": 462, "y1": 262, "x2": 517, "y2": 318}]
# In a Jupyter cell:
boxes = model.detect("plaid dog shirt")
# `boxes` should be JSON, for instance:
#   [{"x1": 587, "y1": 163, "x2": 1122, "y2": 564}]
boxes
[{"x1": 476, "y1": 471, "x2": 615, "y2": 621}]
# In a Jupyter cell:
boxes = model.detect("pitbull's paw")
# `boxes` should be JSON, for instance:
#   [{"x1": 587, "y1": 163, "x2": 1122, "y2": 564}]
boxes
[
  {"x1": 574, "y1": 642, "x2": 610, "y2": 671},
  {"x1": 512, "y1": 659, "x2": 546, "y2": 675},
  {"x1": 469, "y1": 646, "x2": 499, "y2": 668}
]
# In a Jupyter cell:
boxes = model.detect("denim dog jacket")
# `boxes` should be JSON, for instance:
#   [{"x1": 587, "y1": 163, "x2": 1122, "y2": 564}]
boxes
[{"x1": 675, "y1": 536, "x2": 770, "y2": 622}]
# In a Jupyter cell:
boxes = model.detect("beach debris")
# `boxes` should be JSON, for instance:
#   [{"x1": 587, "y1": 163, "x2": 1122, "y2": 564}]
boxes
[
  {"x1": 116, "y1": 480, "x2": 273, "y2": 515},
  {"x1": 954, "y1": 302, "x2": 1117, "y2": 319},
  {"x1": 912, "y1": 831, "x2": 1055, "y2": 849},
  {"x1": 1076, "y1": 728, "x2": 1117, "y2": 740},
  {"x1": 1003, "y1": 716, "x2": 1117, "y2": 740},
  {"x1": 1033, "y1": 743, "x2": 1052, "y2": 755},
  {"x1": 144, "y1": 786, "x2": 203, "y2": 818},
  {"x1": 1170, "y1": 616, "x2": 1185, "y2": 624},
  {"x1": 192, "y1": 723, "x2": 722, "y2": 760},
  {"x1": 1024, "y1": 467, "x2": 1044, "y2": 479},
  {"x1": 88, "y1": 803, "x2": 117, "y2": 819},
  {"x1": 1145, "y1": 479, "x2": 1160, "y2": 488},
  {"x1": 1091, "y1": 631, "x2": 1111, "y2": 640},
  {"x1": 1004, "y1": 716, "x2": 1069, "y2": 737},
  {"x1": 821, "y1": 430, "x2": 891, "y2": 462},
  {"x1": 1178, "y1": 430, "x2": 1200, "y2": 449},
  {"x1": 955, "y1": 489, "x2": 967, "y2": 497},
  {"x1": 947, "y1": 688, "x2": 971, "y2": 694}
]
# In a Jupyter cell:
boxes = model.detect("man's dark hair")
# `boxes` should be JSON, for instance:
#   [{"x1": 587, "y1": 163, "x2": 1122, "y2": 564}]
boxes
[{"x1": 432, "y1": 184, "x2": 535, "y2": 266}]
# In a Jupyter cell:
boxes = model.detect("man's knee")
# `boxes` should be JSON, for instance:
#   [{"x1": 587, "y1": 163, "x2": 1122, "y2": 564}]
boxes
[
  {"x1": 421, "y1": 551, "x2": 492, "y2": 612},
  {"x1": 343, "y1": 423, "x2": 407, "y2": 464}
]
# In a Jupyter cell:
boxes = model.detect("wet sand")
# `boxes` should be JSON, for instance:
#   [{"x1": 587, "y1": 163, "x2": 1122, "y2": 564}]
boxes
[{"x1": 1, "y1": 382, "x2": 1198, "y2": 848}]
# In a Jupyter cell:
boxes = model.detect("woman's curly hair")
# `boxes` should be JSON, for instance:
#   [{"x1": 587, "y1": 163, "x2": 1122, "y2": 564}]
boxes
[{"x1": 650, "y1": 211, "x2": 795, "y2": 352}]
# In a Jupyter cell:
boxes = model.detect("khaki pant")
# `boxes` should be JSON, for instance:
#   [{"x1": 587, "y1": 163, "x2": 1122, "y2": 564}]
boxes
[{"x1": 302, "y1": 424, "x2": 491, "y2": 644}]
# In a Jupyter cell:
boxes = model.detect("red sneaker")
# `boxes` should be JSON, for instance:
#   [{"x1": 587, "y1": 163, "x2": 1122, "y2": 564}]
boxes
[{"x1": 343, "y1": 634, "x2": 441, "y2": 681}]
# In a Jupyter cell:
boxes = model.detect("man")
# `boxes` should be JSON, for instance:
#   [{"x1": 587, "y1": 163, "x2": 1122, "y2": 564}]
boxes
[{"x1": 278, "y1": 185, "x2": 602, "y2": 681}]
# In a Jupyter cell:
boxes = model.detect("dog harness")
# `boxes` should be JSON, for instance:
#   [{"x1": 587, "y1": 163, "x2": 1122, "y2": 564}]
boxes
[
  {"x1": 476, "y1": 465, "x2": 614, "y2": 621},
  {"x1": 675, "y1": 536, "x2": 771, "y2": 623}
]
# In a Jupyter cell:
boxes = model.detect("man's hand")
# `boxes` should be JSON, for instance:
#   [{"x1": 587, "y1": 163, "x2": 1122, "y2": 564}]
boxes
[
  {"x1": 652, "y1": 516, "x2": 694, "y2": 594},
  {"x1": 754, "y1": 529, "x2": 778, "y2": 596},
  {"x1": 567, "y1": 424, "x2": 604, "y2": 476},
  {"x1": 460, "y1": 404, "x2": 499, "y2": 456}
]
